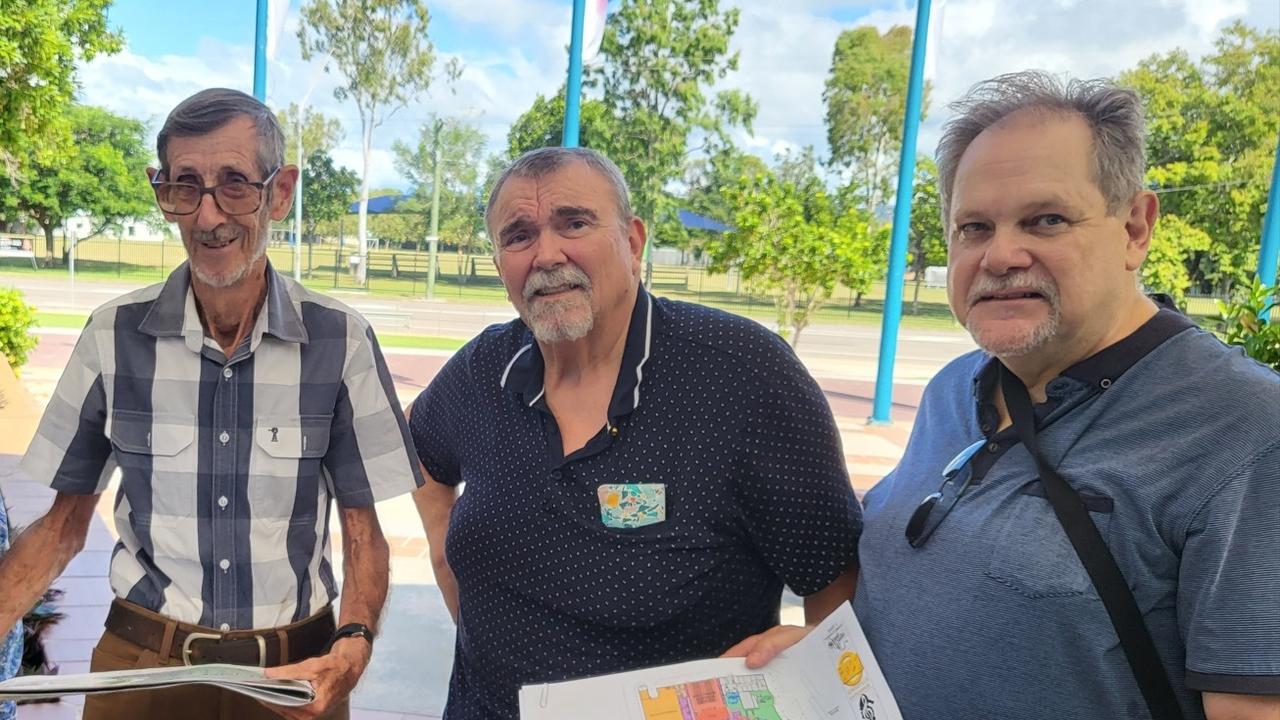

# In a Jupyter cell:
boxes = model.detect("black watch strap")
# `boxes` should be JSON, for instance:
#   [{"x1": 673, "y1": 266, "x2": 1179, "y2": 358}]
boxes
[{"x1": 326, "y1": 623, "x2": 375, "y2": 652}]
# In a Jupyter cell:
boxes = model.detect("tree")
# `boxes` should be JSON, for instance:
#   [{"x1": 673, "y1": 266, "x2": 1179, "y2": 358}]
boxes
[
  {"x1": 654, "y1": 146, "x2": 768, "y2": 257},
  {"x1": 585, "y1": 0, "x2": 756, "y2": 253},
  {"x1": 706, "y1": 166, "x2": 874, "y2": 348},
  {"x1": 0, "y1": 105, "x2": 152, "y2": 264},
  {"x1": 506, "y1": 91, "x2": 616, "y2": 160},
  {"x1": 1120, "y1": 23, "x2": 1279, "y2": 294},
  {"x1": 286, "y1": 149, "x2": 358, "y2": 246},
  {"x1": 0, "y1": 0, "x2": 121, "y2": 171},
  {"x1": 276, "y1": 104, "x2": 344, "y2": 168},
  {"x1": 823, "y1": 25, "x2": 928, "y2": 215},
  {"x1": 298, "y1": 0, "x2": 456, "y2": 284},
  {"x1": 393, "y1": 115, "x2": 489, "y2": 274},
  {"x1": 907, "y1": 156, "x2": 946, "y2": 314},
  {"x1": 1142, "y1": 213, "x2": 1213, "y2": 304}
]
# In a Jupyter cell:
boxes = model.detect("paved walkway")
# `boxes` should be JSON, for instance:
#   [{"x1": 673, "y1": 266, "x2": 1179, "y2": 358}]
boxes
[{"x1": 4, "y1": 282, "x2": 956, "y2": 718}]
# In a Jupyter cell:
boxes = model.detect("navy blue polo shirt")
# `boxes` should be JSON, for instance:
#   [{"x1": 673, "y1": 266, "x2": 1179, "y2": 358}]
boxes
[
  {"x1": 856, "y1": 307, "x2": 1280, "y2": 720},
  {"x1": 409, "y1": 288, "x2": 862, "y2": 720}
]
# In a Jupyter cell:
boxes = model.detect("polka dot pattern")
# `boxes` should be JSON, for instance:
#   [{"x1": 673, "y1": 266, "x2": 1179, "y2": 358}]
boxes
[{"x1": 409, "y1": 290, "x2": 862, "y2": 720}]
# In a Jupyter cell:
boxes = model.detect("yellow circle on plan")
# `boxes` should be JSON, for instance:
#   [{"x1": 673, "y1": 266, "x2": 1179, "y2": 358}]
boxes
[{"x1": 837, "y1": 651, "x2": 864, "y2": 686}]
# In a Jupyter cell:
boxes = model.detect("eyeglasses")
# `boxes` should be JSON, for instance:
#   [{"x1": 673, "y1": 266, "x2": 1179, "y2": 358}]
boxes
[
  {"x1": 904, "y1": 439, "x2": 988, "y2": 548},
  {"x1": 152, "y1": 167, "x2": 280, "y2": 216}
]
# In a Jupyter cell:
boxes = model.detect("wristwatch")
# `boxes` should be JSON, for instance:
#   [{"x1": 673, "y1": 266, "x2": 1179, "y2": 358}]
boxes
[{"x1": 327, "y1": 623, "x2": 375, "y2": 652}]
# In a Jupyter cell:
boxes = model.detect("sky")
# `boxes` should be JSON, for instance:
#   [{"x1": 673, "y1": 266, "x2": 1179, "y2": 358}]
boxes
[{"x1": 78, "y1": 0, "x2": 1279, "y2": 193}]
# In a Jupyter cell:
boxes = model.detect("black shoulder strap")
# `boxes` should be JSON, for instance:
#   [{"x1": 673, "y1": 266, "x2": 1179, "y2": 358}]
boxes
[{"x1": 999, "y1": 364, "x2": 1185, "y2": 720}]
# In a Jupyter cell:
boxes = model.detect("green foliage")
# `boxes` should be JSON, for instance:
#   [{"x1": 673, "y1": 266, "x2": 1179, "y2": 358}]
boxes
[
  {"x1": 583, "y1": 0, "x2": 756, "y2": 226},
  {"x1": 0, "y1": 104, "x2": 152, "y2": 263},
  {"x1": 505, "y1": 91, "x2": 616, "y2": 159},
  {"x1": 393, "y1": 115, "x2": 490, "y2": 259},
  {"x1": 276, "y1": 104, "x2": 345, "y2": 167},
  {"x1": 824, "y1": 25, "x2": 928, "y2": 213},
  {"x1": 1211, "y1": 278, "x2": 1280, "y2": 370},
  {"x1": 0, "y1": 288, "x2": 38, "y2": 373},
  {"x1": 706, "y1": 162, "x2": 878, "y2": 347},
  {"x1": 299, "y1": 0, "x2": 453, "y2": 277},
  {"x1": 1121, "y1": 22, "x2": 1279, "y2": 293},
  {"x1": 288, "y1": 150, "x2": 359, "y2": 243},
  {"x1": 906, "y1": 156, "x2": 946, "y2": 312},
  {"x1": 0, "y1": 0, "x2": 121, "y2": 169},
  {"x1": 1142, "y1": 214, "x2": 1213, "y2": 303},
  {"x1": 655, "y1": 146, "x2": 768, "y2": 254}
]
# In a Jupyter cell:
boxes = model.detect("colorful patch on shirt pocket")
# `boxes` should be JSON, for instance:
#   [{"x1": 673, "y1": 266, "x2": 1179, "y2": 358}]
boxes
[{"x1": 597, "y1": 483, "x2": 666, "y2": 528}]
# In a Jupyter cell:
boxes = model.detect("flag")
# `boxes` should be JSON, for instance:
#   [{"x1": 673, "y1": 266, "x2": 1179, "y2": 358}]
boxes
[
  {"x1": 582, "y1": 0, "x2": 609, "y2": 64},
  {"x1": 266, "y1": 0, "x2": 290, "y2": 61}
]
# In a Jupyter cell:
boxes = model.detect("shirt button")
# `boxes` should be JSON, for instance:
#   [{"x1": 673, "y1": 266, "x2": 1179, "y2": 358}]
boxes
[
  {"x1": 219, "y1": 431, "x2": 230, "y2": 445},
  {"x1": 219, "y1": 558, "x2": 230, "y2": 570},
  {"x1": 549, "y1": 470, "x2": 563, "y2": 481},
  {"x1": 987, "y1": 442, "x2": 1000, "y2": 453},
  {"x1": 218, "y1": 496, "x2": 228, "y2": 509},
  {"x1": 222, "y1": 367, "x2": 233, "y2": 379},
  {"x1": 219, "y1": 623, "x2": 230, "y2": 632}
]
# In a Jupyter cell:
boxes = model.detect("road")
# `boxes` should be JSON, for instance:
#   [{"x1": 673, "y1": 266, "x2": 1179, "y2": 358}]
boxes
[{"x1": 9, "y1": 274, "x2": 977, "y2": 386}]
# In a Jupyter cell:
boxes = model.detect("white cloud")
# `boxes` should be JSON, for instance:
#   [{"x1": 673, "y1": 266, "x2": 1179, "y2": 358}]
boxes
[{"x1": 76, "y1": 0, "x2": 1278, "y2": 191}]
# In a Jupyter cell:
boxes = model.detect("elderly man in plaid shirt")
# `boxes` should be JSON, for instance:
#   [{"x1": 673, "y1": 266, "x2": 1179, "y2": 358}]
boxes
[{"x1": 0, "y1": 88, "x2": 423, "y2": 720}]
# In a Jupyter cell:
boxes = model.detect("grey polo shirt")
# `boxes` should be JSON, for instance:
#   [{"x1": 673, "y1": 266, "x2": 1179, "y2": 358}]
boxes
[{"x1": 856, "y1": 308, "x2": 1280, "y2": 719}]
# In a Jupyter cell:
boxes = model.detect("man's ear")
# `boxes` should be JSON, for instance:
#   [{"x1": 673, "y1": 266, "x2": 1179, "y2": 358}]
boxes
[
  {"x1": 1124, "y1": 189, "x2": 1159, "y2": 271},
  {"x1": 627, "y1": 217, "x2": 647, "y2": 275},
  {"x1": 268, "y1": 165, "x2": 300, "y2": 221}
]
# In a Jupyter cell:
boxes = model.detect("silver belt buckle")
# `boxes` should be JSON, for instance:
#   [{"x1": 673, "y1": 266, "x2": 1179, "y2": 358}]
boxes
[{"x1": 182, "y1": 631, "x2": 267, "y2": 667}]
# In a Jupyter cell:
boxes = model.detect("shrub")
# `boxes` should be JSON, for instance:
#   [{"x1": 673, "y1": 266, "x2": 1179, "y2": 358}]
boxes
[
  {"x1": 0, "y1": 289, "x2": 38, "y2": 373},
  {"x1": 1212, "y1": 277, "x2": 1280, "y2": 371}
]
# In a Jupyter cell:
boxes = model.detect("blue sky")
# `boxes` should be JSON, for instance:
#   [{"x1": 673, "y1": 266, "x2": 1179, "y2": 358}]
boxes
[{"x1": 81, "y1": 0, "x2": 1278, "y2": 192}]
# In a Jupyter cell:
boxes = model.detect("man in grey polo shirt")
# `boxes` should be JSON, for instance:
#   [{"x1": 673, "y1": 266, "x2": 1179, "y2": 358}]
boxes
[
  {"x1": 0, "y1": 89, "x2": 422, "y2": 719},
  {"x1": 732, "y1": 71, "x2": 1279, "y2": 719}
]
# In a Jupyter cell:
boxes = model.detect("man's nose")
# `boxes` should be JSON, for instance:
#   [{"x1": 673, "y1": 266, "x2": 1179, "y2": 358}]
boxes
[
  {"x1": 193, "y1": 191, "x2": 226, "y2": 231},
  {"x1": 979, "y1": 226, "x2": 1033, "y2": 275},
  {"x1": 531, "y1": 229, "x2": 568, "y2": 269}
]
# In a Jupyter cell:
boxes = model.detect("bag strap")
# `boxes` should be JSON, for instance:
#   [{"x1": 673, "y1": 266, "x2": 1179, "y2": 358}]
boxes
[{"x1": 999, "y1": 364, "x2": 1185, "y2": 720}]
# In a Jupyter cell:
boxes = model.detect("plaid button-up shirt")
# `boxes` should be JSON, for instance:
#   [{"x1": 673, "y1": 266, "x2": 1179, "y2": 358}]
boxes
[{"x1": 21, "y1": 262, "x2": 423, "y2": 630}]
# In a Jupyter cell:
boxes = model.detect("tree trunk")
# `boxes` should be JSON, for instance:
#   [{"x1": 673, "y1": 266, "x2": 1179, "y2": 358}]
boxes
[
  {"x1": 42, "y1": 223, "x2": 56, "y2": 267},
  {"x1": 912, "y1": 272, "x2": 923, "y2": 315},
  {"x1": 854, "y1": 290, "x2": 864, "y2": 308}
]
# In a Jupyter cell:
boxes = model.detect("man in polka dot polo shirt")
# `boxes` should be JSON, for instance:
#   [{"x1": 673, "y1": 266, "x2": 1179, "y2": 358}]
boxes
[{"x1": 408, "y1": 146, "x2": 862, "y2": 720}]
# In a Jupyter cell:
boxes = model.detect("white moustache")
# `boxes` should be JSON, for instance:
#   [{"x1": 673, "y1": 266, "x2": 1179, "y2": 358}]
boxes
[{"x1": 523, "y1": 265, "x2": 592, "y2": 301}]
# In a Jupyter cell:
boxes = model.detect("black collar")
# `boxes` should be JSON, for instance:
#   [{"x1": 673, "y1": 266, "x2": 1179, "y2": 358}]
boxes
[{"x1": 500, "y1": 287, "x2": 655, "y2": 423}]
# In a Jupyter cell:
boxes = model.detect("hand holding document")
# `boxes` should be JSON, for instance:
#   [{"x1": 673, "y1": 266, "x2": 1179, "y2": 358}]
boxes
[
  {"x1": 0, "y1": 663, "x2": 315, "y2": 707},
  {"x1": 520, "y1": 602, "x2": 901, "y2": 720}
]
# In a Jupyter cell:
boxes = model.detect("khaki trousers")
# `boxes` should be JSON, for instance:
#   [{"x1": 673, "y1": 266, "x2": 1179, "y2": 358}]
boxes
[{"x1": 82, "y1": 629, "x2": 349, "y2": 720}]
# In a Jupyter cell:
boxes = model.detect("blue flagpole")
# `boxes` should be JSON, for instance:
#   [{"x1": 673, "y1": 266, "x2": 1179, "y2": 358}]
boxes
[
  {"x1": 253, "y1": 0, "x2": 268, "y2": 101},
  {"x1": 871, "y1": 0, "x2": 932, "y2": 424},
  {"x1": 1258, "y1": 133, "x2": 1280, "y2": 290},
  {"x1": 563, "y1": 0, "x2": 587, "y2": 147}
]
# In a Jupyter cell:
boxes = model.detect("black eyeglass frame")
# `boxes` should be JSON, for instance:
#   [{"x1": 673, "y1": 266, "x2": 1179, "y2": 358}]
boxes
[
  {"x1": 151, "y1": 167, "x2": 281, "y2": 217},
  {"x1": 904, "y1": 438, "x2": 987, "y2": 548}
]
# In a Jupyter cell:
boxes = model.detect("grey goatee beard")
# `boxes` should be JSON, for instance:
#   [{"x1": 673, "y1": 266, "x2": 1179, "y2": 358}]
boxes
[
  {"x1": 965, "y1": 271, "x2": 1061, "y2": 357},
  {"x1": 521, "y1": 264, "x2": 594, "y2": 343}
]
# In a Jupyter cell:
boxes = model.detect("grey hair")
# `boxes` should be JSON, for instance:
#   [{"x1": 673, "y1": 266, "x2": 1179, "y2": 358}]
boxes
[
  {"x1": 485, "y1": 146, "x2": 633, "y2": 239},
  {"x1": 156, "y1": 88, "x2": 285, "y2": 179},
  {"x1": 936, "y1": 70, "x2": 1146, "y2": 222}
]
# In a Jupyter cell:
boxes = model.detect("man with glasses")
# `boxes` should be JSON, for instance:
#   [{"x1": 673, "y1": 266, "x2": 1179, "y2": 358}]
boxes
[
  {"x1": 2, "y1": 88, "x2": 423, "y2": 719},
  {"x1": 731, "y1": 71, "x2": 1279, "y2": 720}
]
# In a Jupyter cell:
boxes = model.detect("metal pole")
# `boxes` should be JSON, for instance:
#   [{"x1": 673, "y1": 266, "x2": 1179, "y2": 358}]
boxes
[
  {"x1": 253, "y1": 0, "x2": 268, "y2": 99},
  {"x1": 1258, "y1": 133, "x2": 1280, "y2": 290},
  {"x1": 562, "y1": 0, "x2": 587, "y2": 147},
  {"x1": 294, "y1": 116, "x2": 304, "y2": 282},
  {"x1": 870, "y1": 0, "x2": 932, "y2": 425},
  {"x1": 427, "y1": 120, "x2": 442, "y2": 299}
]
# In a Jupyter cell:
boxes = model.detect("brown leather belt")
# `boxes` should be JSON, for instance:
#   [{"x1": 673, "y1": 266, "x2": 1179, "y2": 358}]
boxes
[{"x1": 104, "y1": 599, "x2": 335, "y2": 667}]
